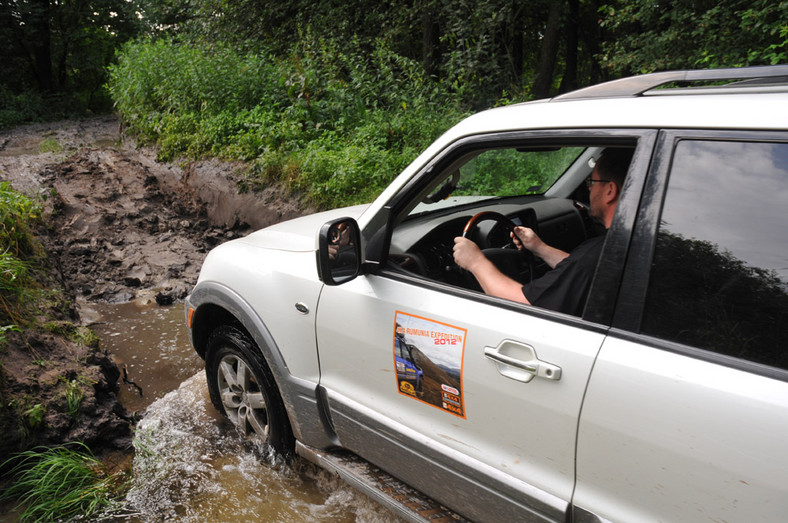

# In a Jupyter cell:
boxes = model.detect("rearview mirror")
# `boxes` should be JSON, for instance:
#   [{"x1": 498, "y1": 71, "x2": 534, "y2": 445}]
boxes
[{"x1": 317, "y1": 217, "x2": 361, "y2": 285}]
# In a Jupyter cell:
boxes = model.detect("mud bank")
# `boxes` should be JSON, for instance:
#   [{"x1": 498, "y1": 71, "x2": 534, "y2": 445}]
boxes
[{"x1": 0, "y1": 115, "x2": 310, "y2": 459}]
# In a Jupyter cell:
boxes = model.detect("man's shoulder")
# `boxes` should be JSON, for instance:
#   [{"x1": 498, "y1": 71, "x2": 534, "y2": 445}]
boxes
[{"x1": 566, "y1": 231, "x2": 606, "y2": 261}]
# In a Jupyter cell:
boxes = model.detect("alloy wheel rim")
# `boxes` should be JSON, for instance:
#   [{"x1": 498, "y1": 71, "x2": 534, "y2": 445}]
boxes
[{"x1": 217, "y1": 354, "x2": 270, "y2": 440}]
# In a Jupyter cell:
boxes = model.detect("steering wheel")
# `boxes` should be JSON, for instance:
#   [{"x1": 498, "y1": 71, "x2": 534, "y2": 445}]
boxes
[
  {"x1": 460, "y1": 211, "x2": 534, "y2": 288},
  {"x1": 462, "y1": 211, "x2": 517, "y2": 248}
]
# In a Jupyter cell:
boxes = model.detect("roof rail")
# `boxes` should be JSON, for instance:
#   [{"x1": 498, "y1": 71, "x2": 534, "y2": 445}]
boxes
[{"x1": 553, "y1": 65, "x2": 788, "y2": 101}]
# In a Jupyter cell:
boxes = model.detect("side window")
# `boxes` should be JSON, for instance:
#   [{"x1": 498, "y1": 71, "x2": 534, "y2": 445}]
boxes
[{"x1": 641, "y1": 140, "x2": 788, "y2": 369}]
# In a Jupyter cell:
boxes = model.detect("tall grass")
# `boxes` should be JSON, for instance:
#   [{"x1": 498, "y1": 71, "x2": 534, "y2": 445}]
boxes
[
  {"x1": 0, "y1": 182, "x2": 44, "y2": 322},
  {"x1": 0, "y1": 443, "x2": 126, "y2": 522},
  {"x1": 109, "y1": 36, "x2": 470, "y2": 208}
]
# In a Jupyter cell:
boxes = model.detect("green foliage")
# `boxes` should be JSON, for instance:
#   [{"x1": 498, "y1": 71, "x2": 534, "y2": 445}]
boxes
[
  {"x1": 42, "y1": 321, "x2": 100, "y2": 349},
  {"x1": 0, "y1": 183, "x2": 43, "y2": 257},
  {"x1": 0, "y1": 183, "x2": 45, "y2": 320},
  {"x1": 0, "y1": 324, "x2": 21, "y2": 348},
  {"x1": 0, "y1": 88, "x2": 46, "y2": 129},
  {"x1": 23, "y1": 403, "x2": 45, "y2": 429},
  {"x1": 108, "y1": 1, "x2": 788, "y2": 209},
  {"x1": 0, "y1": 0, "x2": 140, "y2": 121},
  {"x1": 110, "y1": 37, "x2": 468, "y2": 208},
  {"x1": 37, "y1": 138, "x2": 63, "y2": 155},
  {"x1": 74, "y1": 326, "x2": 101, "y2": 348},
  {"x1": 0, "y1": 87, "x2": 113, "y2": 130},
  {"x1": 0, "y1": 443, "x2": 126, "y2": 522},
  {"x1": 599, "y1": 0, "x2": 788, "y2": 75},
  {"x1": 63, "y1": 379, "x2": 85, "y2": 422},
  {"x1": 0, "y1": 253, "x2": 32, "y2": 302}
]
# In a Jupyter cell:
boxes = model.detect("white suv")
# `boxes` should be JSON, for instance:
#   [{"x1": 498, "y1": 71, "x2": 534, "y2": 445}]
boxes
[{"x1": 186, "y1": 66, "x2": 788, "y2": 522}]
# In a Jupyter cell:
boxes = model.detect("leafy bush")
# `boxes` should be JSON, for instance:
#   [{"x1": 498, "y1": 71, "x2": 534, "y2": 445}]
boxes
[
  {"x1": 0, "y1": 88, "x2": 44, "y2": 129},
  {"x1": 109, "y1": 36, "x2": 469, "y2": 208},
  {"x1": 599, "y1": 0, "x2": 788, "y2": 74}
]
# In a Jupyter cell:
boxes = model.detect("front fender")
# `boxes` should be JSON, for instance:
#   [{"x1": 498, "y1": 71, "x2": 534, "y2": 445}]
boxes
[{"x1": 187, "y1": 280, "x2": 337, "y2": 448}]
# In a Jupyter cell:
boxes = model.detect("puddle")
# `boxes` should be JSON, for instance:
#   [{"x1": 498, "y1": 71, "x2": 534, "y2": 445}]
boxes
[
  {"x1": 91, "y1": 301, "x2": 203, "y2": 414},
  {"x1": 90, "y1": 302, "x2": 401, "y2": 522}
]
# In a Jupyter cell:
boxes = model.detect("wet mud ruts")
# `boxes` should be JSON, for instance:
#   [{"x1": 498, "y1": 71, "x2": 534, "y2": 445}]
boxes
[{"x1": 0, "y1": 115, "x2": 308, "y2": 458}]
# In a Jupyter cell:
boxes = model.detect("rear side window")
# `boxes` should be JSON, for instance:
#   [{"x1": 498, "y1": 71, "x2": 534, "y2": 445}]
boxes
[{"x1": 641, "y1": 140, "x2": 788, "y2": 370}]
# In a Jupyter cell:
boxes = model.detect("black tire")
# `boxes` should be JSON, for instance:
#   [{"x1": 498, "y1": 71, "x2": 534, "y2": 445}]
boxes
[{"x1": 205, "y1": 324, "x2": 294, "y2": 456}]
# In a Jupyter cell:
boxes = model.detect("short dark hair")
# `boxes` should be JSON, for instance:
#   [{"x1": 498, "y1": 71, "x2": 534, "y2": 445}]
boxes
[{"x1": 596, "y1": 148, "x2": 633, "y2": 188}]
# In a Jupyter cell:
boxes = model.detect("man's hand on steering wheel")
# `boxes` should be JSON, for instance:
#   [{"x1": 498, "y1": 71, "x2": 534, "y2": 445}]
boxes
[
  {"x1": 462, "y1": 211, "x2": 518, "y2": 249},
  {"x1": 452, "y1": 236, "x2": 487, "y2": 271},
  {"x1": 510, "y1": 226, "x2": 544, "y2": 253},
  {"x1": 455, "y1": 211, "x2": 536, "y2": 281}
]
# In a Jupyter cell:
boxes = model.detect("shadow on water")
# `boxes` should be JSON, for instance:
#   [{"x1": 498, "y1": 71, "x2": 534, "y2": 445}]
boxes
[{"x1": 90, "y1": 302, "x2": 401, "y2": 522}]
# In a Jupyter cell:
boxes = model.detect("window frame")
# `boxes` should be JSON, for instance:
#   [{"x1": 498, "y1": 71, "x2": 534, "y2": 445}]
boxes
[
  {"x1": 365, "y1": 128, "x2": 657, "y2": 326},
  {"x1": 612, "y1": 129, "x2": 788, "y2": 381}
]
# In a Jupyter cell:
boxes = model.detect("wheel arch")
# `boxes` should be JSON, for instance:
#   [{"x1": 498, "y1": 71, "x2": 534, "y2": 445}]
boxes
[{"x1": 186, "y1": 281, "x2": 337, "y2": 448}]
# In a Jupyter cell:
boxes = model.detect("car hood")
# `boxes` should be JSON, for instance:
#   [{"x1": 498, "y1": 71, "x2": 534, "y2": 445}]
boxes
[{"x1": 234, "y1": 204, "x2": 371, "y2": 252}]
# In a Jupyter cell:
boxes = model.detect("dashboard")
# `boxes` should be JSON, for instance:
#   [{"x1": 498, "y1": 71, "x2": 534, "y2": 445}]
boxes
[{"x1": 387, "y1": 197, "x2": 594, "y2": 288}]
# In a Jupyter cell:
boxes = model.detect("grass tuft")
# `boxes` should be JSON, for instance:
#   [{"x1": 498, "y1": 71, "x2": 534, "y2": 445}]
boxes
[{"x1": 0, "y1": 443, "x2": 127, "y2": 522}]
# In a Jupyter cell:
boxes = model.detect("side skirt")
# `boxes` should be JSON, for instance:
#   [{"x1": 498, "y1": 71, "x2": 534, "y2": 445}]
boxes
[{"x1": 296, "y1": 442, "x2": 467, "y2": 523}]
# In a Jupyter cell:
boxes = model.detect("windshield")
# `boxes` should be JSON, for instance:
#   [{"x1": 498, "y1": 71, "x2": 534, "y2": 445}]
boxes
[
  {"x1": 408, "y1": 146, "x2": 585, "y2": 216},
  {"x1": 457, "y1": 146, "x2": 584, "y2": 196}
]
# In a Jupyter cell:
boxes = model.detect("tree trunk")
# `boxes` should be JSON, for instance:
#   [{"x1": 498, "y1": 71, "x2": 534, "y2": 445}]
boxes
[
  {"x1": 422, "y1": 3, "x2": 441, "y2": 78},
  {"x1": 510, "y1": 1, "x2": 524, "y2": 85},
  {"x1": 29, "y1": 0, "x2": 53, "y2": 92},
  {"x1": 581, "y1": 0, "x2": 604, "y2": 85},
  {"x1": 532, "y1": 0, "x2": 564, "y2": 99},
  {"x1": 559, "y1": 0, "x2": 579, "y2": 93}
]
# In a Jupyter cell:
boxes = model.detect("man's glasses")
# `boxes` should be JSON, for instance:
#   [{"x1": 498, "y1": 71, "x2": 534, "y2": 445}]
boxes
[{"x1": 585, "y1": 177, "x2": 611, "y2": 188}]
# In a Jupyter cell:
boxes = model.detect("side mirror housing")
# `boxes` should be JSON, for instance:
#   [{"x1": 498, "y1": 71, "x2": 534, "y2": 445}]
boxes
[{"x1": 317, "y1": 217, "x2": 361, "y2": 285}]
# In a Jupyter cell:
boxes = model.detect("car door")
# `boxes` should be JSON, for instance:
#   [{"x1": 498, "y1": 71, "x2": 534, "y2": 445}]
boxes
[
  {"x1": 314, "y1": 132, "x2": 655, "y2": 522},
  {"x1": 573, "y1": 132, "x2": 788, "y2": 522},
  {"x1": 316, "y1": 276, "x2": 603, "y2": 521}
]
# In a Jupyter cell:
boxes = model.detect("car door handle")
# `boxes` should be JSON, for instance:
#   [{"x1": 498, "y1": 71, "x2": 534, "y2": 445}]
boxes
[{"x1": 484, "y1": 341, "x2": 562, "y2": 383}]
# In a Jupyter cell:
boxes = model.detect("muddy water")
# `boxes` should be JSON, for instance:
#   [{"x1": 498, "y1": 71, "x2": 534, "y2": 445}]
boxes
[
  {"x1": 91, "y1": 302, "x2": 400, "y2": 522},
  {"x1": 91, "y1": 302, "x2": 202, "y2": 414}
]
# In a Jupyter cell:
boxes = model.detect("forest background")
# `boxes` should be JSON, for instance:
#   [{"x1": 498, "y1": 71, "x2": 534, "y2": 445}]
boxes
[{"x1": 2, "y1": 0, "x2": 787, "y2": 208}]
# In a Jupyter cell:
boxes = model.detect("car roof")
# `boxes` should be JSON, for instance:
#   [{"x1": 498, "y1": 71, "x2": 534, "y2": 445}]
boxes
[{"x1": 446, "y1": 65, "x2": 788, "y2": 140}]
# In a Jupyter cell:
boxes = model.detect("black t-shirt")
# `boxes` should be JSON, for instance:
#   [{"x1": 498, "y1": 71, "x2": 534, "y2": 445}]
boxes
[{"x1": 522, "y1": 233, "x2": 606, "y2": 316}]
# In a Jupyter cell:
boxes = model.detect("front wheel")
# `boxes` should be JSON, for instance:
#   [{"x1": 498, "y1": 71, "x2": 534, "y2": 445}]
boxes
[{"x1": 205, "y1": 325, "x2": 294, "y2": 456}]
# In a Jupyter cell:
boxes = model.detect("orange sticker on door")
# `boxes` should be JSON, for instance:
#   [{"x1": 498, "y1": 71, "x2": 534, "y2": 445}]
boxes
[{"x1": 393, "y1": 311, "x2": 467, "y2": 418}]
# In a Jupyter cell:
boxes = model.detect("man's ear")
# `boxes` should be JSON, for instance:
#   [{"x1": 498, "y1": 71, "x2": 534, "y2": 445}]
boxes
[{"x1": 603, "y1": 181, "x2": 617, "y2": 203}]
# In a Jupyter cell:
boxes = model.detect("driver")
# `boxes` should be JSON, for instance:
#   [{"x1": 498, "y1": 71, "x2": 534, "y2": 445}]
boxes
[{"x1": 452, "y1": 148, "x2": 633, "y2": 316}]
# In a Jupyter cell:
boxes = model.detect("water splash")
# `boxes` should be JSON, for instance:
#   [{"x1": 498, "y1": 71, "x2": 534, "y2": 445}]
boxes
[{"x1": 117, "y1": 373, "x2": 401, "y2": 522}]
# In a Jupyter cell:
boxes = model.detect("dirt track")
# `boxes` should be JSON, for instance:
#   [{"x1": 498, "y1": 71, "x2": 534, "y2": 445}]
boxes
[
  {"x1": 0, "y1": 115, "x2": 309, "y2": 457},
  {"x1": 1, "y1": 115, "x2": 309, "y2": 312}
]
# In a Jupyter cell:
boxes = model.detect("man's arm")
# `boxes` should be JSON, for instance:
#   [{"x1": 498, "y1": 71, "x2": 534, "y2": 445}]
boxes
[
  {"x1": 453, "y1": 237, "x2": 529, "y2": 303},
  {"x1": 511, "y1": 226, "x2": 568, "y2": 269}
]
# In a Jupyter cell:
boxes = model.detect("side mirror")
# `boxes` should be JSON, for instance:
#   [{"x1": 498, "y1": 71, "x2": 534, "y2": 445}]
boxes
[{"x1": 317, "y1": 217, "x2": 361, "y2": 285}]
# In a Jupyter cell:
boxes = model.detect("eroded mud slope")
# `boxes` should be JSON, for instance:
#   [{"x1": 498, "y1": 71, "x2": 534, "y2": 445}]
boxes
[{"x1": 0, "y1": 115, "x2": 309, "y2": 457}]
